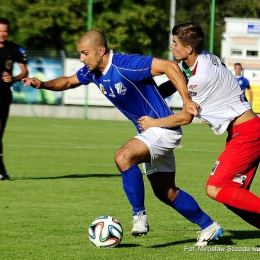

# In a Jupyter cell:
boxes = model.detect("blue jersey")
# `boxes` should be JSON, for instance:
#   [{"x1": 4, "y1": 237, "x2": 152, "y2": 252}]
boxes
[
  {"x1": 235, "y1": 76, "x2": 250, "y2": 92},
  {"x1": 77, "y1": 51, "x2": 174, "y2": 132},
  {"x1": 235, "y1": 75, "x2": 250, "y2": 102}
]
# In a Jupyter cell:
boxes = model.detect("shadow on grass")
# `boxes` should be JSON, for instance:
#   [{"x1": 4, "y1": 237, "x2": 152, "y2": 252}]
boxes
[
  {"x1": 11, "y1": 173, "x2": 121, "y2": 180},
  {"x1": 117, "y1": 243, "x2": 141, "y2": 248},
  {"x1": 149, "y1": 230, "x2": 260, "y2": 248}
]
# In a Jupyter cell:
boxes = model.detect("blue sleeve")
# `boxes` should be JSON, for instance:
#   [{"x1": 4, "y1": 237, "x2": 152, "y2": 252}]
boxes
[
  {"x1": 245, "y1": 78, "x2": 250, "y2": 89},
  {"x1": 16, "y1": 46, "x2": 27, "y2": 64},
  {"x1": 113, "y1": 54, "x2": 153, "y2": 82},
  {"x1": 76, "y1": 66, "x2": 93, "y2": 85}
]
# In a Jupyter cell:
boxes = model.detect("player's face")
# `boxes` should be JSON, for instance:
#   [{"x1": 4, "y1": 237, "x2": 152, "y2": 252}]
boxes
[
  {"x1": 77, "y1": 41, "x2": 103, "y2": 72},
  {"x1": 0, "y1": 24, "x2": 9, "y2": 44},
  {"x1": 234, "y1": 65, "x2": 242, "y2": 76},
  {"x1": 170, "y1": 36, "x2": 189, "y2": 61}
]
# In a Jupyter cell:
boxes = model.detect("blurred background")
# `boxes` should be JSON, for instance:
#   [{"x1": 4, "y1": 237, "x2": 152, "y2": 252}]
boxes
[{"x1": 1, "y1": 0, "x2": 260, "y2": 113}]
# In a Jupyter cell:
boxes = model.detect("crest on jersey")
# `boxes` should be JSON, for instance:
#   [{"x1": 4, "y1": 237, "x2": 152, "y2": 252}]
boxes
[
  {"x1": 5, "y1": 59, "x2": 13, "y2": 70},
  {"x1": 115, "y1": 82, "x2": 127, "y2": 95},
  {"x1": 99, "y1": 83, "x2": 107, "y2": 95}
]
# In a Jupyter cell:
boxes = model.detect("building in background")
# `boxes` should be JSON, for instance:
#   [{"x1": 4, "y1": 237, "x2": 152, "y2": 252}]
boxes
[{"x1": 221, "y1": 17, "x2": 260, "y2": 113}]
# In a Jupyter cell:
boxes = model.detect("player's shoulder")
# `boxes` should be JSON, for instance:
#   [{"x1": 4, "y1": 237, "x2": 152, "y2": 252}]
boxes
[
  {"x1": 4, "y1": 40, "x2": 26, "y2": 55},
  {"x1": 198, "y1": 52, "x2": 224, "y2": 69},
  {"x1": 112, "y1": 52, "x2": 153, "y2": 69},
  {"x1": 4, "y1": 40, "x2": 19, "y2": 49},
  {"x1": 243, "y1": 76, "x2": 250, "y2": 84}
]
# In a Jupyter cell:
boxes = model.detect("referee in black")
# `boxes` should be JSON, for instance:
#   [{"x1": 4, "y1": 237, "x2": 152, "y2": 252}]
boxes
[{"x1": 0, "y1": 18, "x2": 28, "y2": 180}]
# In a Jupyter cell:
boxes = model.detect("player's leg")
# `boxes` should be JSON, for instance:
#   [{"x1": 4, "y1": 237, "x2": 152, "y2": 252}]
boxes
[
  {"x1": 115, "y1": 137, "x2": 151, "y2": 236},
  {"x1": 206, "y1": 116, "x2": 260, "y2": 228},
  {"x1": 0, "y1": 103, "x2": 10, "y2": 181},
  {"x1": 207, "y1": 183, "x2": 260, "y2": 229},
  {"x1": 147, "y1": 170, "x2": 223, "y2": 246},
  {"x1": 142, "y1": 127, "x2": 223, "y2": 245},
  {"x1": 148, "y1": 171, "x2": 214, "y2": 227},
  {"x1": 226, "y1": 206, "x2": 260, "y2": 229}
]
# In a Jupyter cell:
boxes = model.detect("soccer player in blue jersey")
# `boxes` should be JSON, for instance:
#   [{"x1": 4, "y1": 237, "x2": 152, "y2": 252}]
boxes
[
  {"x1": 22, "y1": 30, "x2": 223, "y2": 246},
  {"x1": 234, "y1": 63, "x2": 253, "y2": 105}
]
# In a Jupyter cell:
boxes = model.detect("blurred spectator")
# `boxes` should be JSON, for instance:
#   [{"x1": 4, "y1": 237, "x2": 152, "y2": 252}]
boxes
[{"x1": 234, "y1": 63, "x2": 253, "y2": 105}]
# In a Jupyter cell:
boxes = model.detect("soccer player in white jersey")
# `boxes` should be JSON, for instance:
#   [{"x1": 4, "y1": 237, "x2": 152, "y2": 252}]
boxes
[
  {"x1": 22, "y1": 30, "x2": 223, "y2": 246},
  {"x1": 138, "y1": 22, "x2": 260, "y2": 236}
]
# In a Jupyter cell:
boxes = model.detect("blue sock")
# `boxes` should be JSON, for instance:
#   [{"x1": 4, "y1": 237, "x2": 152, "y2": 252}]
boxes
[
  {"x1": 120, "y1": 164, "x2": 146, "y2": 216},
  {"x1": 172, "y1": 189, "x2": 213, "y2": 229}
]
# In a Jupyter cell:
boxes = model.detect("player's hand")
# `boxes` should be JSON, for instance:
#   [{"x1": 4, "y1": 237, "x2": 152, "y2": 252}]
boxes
[
  {"x1": 138, "y1": 116, "x2": 155, "y2": 131},
  {"x1": 1, "y1": 71, "x2": 12, "y2": 83},
  {"x1": 185, "y1": 100, "x2": 199, "y2": 116},
  {"x1": 22, "y1": 78, "x2": 42, "y2": 89}
]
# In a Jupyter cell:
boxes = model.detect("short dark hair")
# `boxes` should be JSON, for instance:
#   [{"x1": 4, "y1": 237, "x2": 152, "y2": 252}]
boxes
[
  {"x1": 234, "y1": 63, "x2": 242, "y2": 68},
  {"x1": 172, "y1": 21, "x2": 204, "y2": 54},
  {"x1": 0, "y1": 18, "x2": 10, "y2": 31}
]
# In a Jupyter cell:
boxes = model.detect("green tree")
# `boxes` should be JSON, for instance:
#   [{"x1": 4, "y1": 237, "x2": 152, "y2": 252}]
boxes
[
  {"x1": 90, "y1": 0, "x2": 171, "y2": 57},
  {"x1": 0, "y1": 0, "x2": 171, "y2": 56},
  {"x1": 1, "y1": 0, "x2": 260, "y2": 58}
]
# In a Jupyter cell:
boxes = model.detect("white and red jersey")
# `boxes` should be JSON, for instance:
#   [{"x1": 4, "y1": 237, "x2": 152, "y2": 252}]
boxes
[{"x1": 180, "y1": 51, "x2": 251, "y2": 135}]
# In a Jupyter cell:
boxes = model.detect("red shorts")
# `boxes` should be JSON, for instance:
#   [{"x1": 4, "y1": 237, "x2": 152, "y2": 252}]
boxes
[{"x1": 206, "y1": 116, "x2": 260, "y2": 189}]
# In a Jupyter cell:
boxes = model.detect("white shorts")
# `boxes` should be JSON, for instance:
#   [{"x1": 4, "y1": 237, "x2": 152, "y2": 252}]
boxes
[{"x1": 134, "y1": 127, "x2": 182, "y2": 175}]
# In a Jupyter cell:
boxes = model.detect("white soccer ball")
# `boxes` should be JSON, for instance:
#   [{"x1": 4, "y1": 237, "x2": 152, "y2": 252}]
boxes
[{"x1": 88, "y1": 215, "x2": 123, "y2": 248}]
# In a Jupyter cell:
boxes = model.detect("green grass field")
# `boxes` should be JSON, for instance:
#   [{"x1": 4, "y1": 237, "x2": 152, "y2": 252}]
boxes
[{"x1": 1, "y1": 116, "x2": 259, "y2": 260}]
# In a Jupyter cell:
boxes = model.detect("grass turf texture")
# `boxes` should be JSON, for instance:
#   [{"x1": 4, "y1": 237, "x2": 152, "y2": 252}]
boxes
[{"x1": 1, "y1": 116, "x2": 259, "y2": 260}]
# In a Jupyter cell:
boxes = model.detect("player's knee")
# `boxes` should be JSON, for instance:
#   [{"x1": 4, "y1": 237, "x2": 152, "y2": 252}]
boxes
[
  {"x1": 206, "y1": 185, "x2": 221, "y2": 200},
  {"x1": 153, "y1": 187, "x2": 178, "y2": 205},
  {"x1": 153, "y1": 190, "x2": 171, "y2": 205},
  {"x1": 114, "y1": 149, "x2": 132, "y2": 170},
  {"x1": 114, "y1": 149, "x2": 125, "y2": 168}
]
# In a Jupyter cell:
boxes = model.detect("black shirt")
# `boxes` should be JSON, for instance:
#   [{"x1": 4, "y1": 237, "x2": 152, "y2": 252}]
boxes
[{"x1": 0, "y1": 41, "x2": 27, "y2": 104}]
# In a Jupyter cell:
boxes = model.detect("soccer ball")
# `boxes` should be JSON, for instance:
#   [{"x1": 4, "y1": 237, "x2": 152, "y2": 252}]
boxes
[{"x1": 88, "y1": 215, "x2": 123, "y2": 248}]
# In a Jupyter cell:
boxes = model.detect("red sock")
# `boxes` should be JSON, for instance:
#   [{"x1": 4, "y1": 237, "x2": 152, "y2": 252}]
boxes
[{"x1": 216, "y1": 187, "x2": 260, "y2": 213}]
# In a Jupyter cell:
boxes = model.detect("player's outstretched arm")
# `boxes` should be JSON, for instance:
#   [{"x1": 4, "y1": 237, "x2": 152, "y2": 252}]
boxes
[
  {"x1": 138, "y1": 108, "x2": 193, "y2": 131},
  {"x1": 22, "y1": 74, "x2": 81, "y2": 91},
  {"x1": 151, "y1": 58, "x2": 199, "y2": 116}
]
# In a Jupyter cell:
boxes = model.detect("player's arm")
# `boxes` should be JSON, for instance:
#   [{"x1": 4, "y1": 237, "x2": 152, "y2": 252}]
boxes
[
  {"x1": 156, "y1": 70, "x2": 188, "y2": 99},
  {"x1": 156, "y1": 80, "x2": 177, "y2": 99},
  {"x1": 151, "y1": 58, "x2": 199, "y2": 116},
  {"x1": 15, "y1": 63, "x2": 28, "y2": 81},
  {"x1": 138, "y1": 107, "x2": 193, "y2": 131},
  {"x1": 1, "y1": 63, "x2": 28, "y2": 83},
  {"x1": 22, "y1": 74, "x2": 81, "y2": 91}
]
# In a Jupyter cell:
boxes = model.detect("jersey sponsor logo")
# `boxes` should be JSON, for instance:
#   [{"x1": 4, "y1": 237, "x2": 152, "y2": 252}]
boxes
[
  {"x1": 188, "y1": 91, "x2": 197, "y2": 97},
  {"x1": 115, "y1": 82, "x2": 127, "y2": 95},
  {"x1": 210, "y1": 161, "x2": 220, "y2": 175},
  {"x1": 189, "y1": 84, "x2": 197, "y2": 89},
  {"x1": 233, "y1": 174, "x2": 247, "y2": 185}
]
